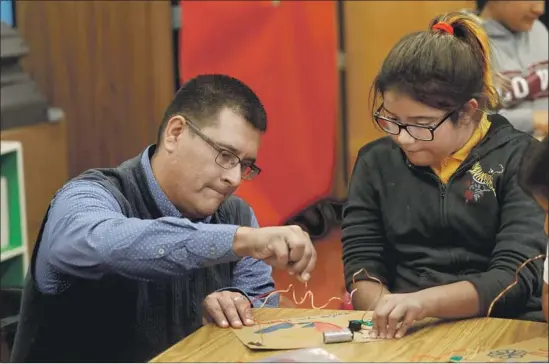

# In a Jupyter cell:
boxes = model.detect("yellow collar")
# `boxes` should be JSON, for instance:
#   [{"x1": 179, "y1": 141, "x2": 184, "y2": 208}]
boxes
[
  {"x1": 432, "y1": 115, "x2": 491, "y2": 183},
  {"x1": 451, "y1": 115, "x2": 491, "y2": 162}
]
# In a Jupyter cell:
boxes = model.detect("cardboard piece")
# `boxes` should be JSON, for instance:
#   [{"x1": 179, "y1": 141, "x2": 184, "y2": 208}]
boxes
[
  {"x1": 232, "y1": 311, "x2": 382, "y2": 350},
  {"x1": 451, "y1": 337, "x2": 548, "y2": 363}
]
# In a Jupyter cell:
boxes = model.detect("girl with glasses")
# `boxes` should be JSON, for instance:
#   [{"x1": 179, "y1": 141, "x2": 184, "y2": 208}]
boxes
[{"x1": 342, "y1": 12, "x2": 547, "y2": 340}]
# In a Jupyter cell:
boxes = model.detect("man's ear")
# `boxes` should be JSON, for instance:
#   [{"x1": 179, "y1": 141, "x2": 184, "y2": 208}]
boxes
[
  {"x1": 459, "y1": 98, "x2": 479, "y2": 126},
  {"x1": 163, "y1": 115, "x2": 187, "y2": 152}
]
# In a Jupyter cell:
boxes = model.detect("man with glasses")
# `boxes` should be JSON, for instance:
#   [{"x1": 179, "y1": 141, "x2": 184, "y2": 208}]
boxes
[{"x1": 11, "y1": 74, "x2": 316, "y2": 363}]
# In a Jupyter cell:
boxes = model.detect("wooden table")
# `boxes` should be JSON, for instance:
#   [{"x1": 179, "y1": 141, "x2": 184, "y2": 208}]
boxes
[{"x1": 151, "y1": 308, "x2": 548, "y2": 362}]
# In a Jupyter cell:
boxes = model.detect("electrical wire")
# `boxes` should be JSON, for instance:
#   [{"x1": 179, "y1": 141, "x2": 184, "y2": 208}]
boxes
[
  {"x1": 251, "y1": 268, "x2": 383, "y2": 311},
  {"x1": 463, "y1": 253, "x2": 546, "y2": 362},
  {"x1": 248, "y1": 255, "x2": 546, "y2": 353},
  {"x1": 350, "y1": 268, "x2": 385, "y2": 322},
  {"x1": 256, "y1": 283, "x2": 344, "y2": 309},
  {"x1": 249, "y1": 268, "x2": 384, "y2": 344},
  {"x1": 486, "y1": 254, "x2": 546, "y2": 318}
]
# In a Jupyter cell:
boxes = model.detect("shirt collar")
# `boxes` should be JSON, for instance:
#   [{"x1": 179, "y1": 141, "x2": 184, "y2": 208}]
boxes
[
  {"x1": 140, "y1": 145, "x2": 211, "y2": 222},
  {"x1": 450, "y1": 115, "x2": 491, "y2": 162}
]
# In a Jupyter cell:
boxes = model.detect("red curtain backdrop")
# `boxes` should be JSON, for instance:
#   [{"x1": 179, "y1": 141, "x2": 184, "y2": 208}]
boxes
[{"x1": 180, "y1": 1, "x2": 338, "y2": 227}]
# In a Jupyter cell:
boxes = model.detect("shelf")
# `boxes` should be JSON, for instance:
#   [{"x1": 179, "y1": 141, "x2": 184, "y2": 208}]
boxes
[
  {"x1": 0, "y1": 246, "x2": 25, "y2": 263},
  {"x1": 1, "y1": 140, "x2": 29, "y2": 287},
  {"x1": 0, "y1": 141, "x2": 23, "y2": 155}
]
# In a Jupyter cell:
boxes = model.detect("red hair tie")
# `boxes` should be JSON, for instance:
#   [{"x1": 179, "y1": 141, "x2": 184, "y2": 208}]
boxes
[{"x1": 432, "y1": 22, "x2": 454, "y2": 35}]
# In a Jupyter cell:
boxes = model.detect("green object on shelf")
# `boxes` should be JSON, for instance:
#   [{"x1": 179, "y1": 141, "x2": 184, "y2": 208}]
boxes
[
  {"x1": 1, "y1": 151, "x2": 23, "y2": 253},
  {"x1": 1, "y1": 141, "x2": 28, "y2": 288}
]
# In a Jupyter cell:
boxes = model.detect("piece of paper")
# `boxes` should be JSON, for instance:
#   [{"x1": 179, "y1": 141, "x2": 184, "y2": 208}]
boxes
[
  {"x1": 257, "y1": 348, "x2": 343, "y2": 362},
  {"x1": 232, "y1": 311, "x2": 382, "y2": 350},
  {"x1": 451, "y1": 337, "x2": 548, "y2": 363}
]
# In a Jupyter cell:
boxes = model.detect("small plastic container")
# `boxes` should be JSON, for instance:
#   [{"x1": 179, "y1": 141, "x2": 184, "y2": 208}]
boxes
[{"x1": 258, "y1": 348, "x2": 342, "y2": 362}]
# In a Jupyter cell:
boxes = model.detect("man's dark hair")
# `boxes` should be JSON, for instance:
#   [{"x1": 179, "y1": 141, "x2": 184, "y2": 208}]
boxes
[
  {"x1": 157, "y1": 74, "x2": 267, "y2": 144},
  {"x1": 370, "y1": 12, "x2": 499, "y2": 124},
  {"x1": 519, "y1": 137, "x2": 549, "y2": 199}
]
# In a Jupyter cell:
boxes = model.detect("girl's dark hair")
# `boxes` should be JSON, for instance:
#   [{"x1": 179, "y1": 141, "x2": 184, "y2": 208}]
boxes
[
  {"x1": 476, "y1": 0, "x2": 488, "y2": 12},
  {"x1": 370, "y1": 12, "x2": 499, "y2": 123},
  {"x1": 519, "y1": 137, "x2": 549, "y2": 199}
]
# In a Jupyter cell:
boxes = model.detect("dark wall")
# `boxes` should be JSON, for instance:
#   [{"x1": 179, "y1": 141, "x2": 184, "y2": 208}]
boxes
[{"x1": 16, "y1": 1, "x2": 175, "y2": 177}]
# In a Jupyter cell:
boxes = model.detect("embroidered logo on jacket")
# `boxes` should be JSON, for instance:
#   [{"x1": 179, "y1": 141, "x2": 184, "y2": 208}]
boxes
[{"x1": 464, "y1": 162, "x2": 504, "y2": 203}]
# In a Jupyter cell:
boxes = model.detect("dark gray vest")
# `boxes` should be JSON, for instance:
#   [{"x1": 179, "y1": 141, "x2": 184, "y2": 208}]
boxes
[{"x1": 11, "y1": 152, "x2": 252, "y2": 362}]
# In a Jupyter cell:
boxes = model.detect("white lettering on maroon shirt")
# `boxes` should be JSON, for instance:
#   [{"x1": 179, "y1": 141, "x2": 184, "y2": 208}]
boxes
[{"x1": 498, "y1": 61, "x2": 548, "y2": 107}]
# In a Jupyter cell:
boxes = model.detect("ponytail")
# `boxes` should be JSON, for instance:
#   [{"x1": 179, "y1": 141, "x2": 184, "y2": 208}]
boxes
[
  {"x1": 431, "y1": 13, "x2": 499, "y2": 110},
  {"x1": 372, "y1": 11, "x2": 501, "y2": 117}
]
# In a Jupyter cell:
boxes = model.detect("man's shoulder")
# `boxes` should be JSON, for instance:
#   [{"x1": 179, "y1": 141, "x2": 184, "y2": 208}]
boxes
[
  {"x1": 60, "y1": 153, "x2": 145, "y2": 208},
  {"x1": 50, "y1": 179, "x2": 119, "y2": 212},
  {"x1": 69, "y1": 150, "x2": 145, "y2": 191}
]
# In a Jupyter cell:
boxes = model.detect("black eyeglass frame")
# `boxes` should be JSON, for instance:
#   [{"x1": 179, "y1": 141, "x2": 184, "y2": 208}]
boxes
[
  {"x1": 373, "y1": 104, "x2": 460, "y2": 141},
  {"x1": 183, "y1": 115, "x2": 261, "y2": 180}
]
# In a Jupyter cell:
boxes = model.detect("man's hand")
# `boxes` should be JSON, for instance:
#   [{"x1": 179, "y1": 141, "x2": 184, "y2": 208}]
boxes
[
  {"x1": 202, "y1": 290, "x2": 254, "y2": 329},
  {"x1": 370, "y1": 292, "x2": 432, "y2": 339},
  {"x1": 232, "y1": 225, "x2": 316, "y2": 282}
]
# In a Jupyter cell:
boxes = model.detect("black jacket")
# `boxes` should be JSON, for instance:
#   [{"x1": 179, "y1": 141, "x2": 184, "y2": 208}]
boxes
[{"x1": 342, "y1": 114, "x2": 546, "y2": 319}]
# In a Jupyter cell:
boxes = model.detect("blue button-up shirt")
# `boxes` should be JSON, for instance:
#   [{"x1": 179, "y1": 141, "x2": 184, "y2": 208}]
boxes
[{"x1": 34, "y1": 146, "x2": 278, "y2": 307}]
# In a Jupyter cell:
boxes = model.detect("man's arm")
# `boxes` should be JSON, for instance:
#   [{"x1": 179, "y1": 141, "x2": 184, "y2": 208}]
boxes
[
  {"x1": 342, "y1": 155, "x2": 392, "y2": 310},
  {"x1": 222, "y1": 210, "x2": 279, "y2": 308},
  {"x1": 36, "y1": 180, "x2": 242, "y2": 293},
  {"x1": 418, "y1": 152, "x2": 546, "y2": 319}
]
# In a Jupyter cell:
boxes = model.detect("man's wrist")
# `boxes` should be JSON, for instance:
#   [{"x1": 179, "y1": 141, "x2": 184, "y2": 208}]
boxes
[
  {"x1": 217, "y1": 287, "x2": 252, "y2": 305},
  {"x1": 232, "y1": 226, "x2": 253, "y2": 257}
]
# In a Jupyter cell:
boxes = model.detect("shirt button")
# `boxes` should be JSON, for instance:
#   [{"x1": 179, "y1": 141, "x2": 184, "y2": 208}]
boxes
[{"x1": 158, "y1": 248, "x2": 165, "y2": 255}]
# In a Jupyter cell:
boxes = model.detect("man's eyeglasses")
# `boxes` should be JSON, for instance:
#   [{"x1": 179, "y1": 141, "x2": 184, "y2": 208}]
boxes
[
  {"x1": 184, "y1": 116, "x2": 261, "y2": 180},
  {"x1": 373, "y1": 105, "x2": 458, "y2": 141}
]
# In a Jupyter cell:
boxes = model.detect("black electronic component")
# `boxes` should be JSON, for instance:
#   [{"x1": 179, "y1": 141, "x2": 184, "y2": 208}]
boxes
[{"x1": 348, "y1": 320, "x2": 362, "y2": 332}]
